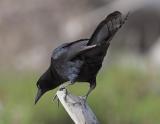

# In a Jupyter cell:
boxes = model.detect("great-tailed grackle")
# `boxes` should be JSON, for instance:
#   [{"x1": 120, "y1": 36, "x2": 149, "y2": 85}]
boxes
[{"x1": 35, "y1": 11, "x2": 128, "y2": 104}]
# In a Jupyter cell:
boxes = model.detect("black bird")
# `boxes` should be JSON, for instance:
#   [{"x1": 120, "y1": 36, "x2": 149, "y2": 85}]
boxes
[{"x1": 35, "y1": 11, "x2": 128, "y2": 104}]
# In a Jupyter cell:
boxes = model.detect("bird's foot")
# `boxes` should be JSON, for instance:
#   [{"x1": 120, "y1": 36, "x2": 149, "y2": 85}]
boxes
[
  {"x1": 53, "y1": 94, "x2": 57, "y2": 101},
  {"x1": 81, "y1": 96, "x2": 87, "y2": 103},
  {"x1": 58, "y1": 85, "x2": 66, "y2": 91},
  {"x1": 58, "y1": 82, "x2": 72, "y2": 91},
  {"x1": 63, "y1": 88, "x2": 68, "y2": 102},
  {"x1": 69, "y1": 96, "x2": 87, "y2": 106},
  {"x1": 53, "y1": 88, "x2": 68, "y2": 101},
  {"x1": 52, "y1": 88, "x2": 68, "y2": 107}
]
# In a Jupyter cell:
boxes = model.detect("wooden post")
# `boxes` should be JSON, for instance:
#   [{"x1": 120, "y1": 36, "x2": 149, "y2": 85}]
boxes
[{"x1": 56, "y1": 89, "x2": 99, "y2": 124}]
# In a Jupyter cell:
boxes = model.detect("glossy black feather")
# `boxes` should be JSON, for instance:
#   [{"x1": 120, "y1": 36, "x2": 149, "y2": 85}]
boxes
[{"x1": 35, "y1": 11, "x2": 127, "y2": 103}]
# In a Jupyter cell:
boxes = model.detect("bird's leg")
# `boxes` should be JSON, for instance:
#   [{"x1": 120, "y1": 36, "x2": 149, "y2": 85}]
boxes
[
  {"x1": 53, "y1": 81, "x2": 74, "y2": 106},
  {"x1": 82, "y1": 79, "x2": 96, "y2": 102},
  {"x1": 52, "y1": 86, "x2": 70, "y2": 106},
  {"x1": 70, "y1": 80, "x2": 96, "y2": 106},
  {"x1": 58, "y1": 82, "x2": 73, "y2": 90}
]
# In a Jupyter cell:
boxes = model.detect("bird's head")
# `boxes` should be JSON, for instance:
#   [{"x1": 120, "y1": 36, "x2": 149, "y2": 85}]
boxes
[{"x1": 35, "y1": 68, "x2": 55, "y2": 104}]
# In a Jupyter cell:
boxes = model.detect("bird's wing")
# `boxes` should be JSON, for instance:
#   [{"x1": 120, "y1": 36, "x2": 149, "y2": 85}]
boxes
[
  {"x1": 51, "y1": 39, "x2": 98, "y2": 81},
  {"x1": 65, "y1": 44, "x2": 100, "y2": 81},
  {"x1": 67, "y1": 44, "x2": 97, "y2": 60},
  {"x1": 52, "y1": 39, "x2": 89, "y2": 60},
  {"x1": 87, "y1": 11, "x2": 128, "y2": 45},
  {"x1": 52, "y1": 41, "x2": 97, "y2": 61}
]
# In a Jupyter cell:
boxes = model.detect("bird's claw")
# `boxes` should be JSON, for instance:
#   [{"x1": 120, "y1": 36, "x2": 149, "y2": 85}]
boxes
[
  {"x1": 52, "y1": 94, "x2": 60, "y2": 108},
  {"x1": 81, "y1": 96, "x2": 87, "y2": 103},
  {"x1": 59, "y1": 86, "x2": 66, "y2": 91},
  {"x1": 63, "y1": 88, "x2": 68, "y2": 101},
  {"x1": 53, "y1": 94, "x2": 57, "y2": 101},
  {"x1": 52, "y1": 88, "x2": 68, "y2": 108},
  {"x1": 69, "y1": 96, "x2": 87, "y2": 106}
]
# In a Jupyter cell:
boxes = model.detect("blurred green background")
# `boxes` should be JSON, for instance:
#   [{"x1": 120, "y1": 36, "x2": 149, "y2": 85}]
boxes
[
  {"x1": 1, "y1": 0, "x2": 160, "y2": 124},
  {"x1": 0, "y1": 64, "x2": 160, "y2": 124}
]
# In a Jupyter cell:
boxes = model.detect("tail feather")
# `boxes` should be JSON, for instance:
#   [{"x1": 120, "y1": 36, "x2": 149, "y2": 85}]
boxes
[{"x1": 87, "y1": 11, "x2": 128, "y2": 45}]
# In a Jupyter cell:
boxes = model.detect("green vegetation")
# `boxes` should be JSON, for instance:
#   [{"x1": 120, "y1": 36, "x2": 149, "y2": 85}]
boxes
[{"x1": 0, "y1": 65, "x2": 160, "y2": 124}]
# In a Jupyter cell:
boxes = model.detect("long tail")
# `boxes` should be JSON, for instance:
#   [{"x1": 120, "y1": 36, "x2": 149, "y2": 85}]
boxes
[{"x1": 87, "y1": 11, "x2": 129, "y2": 45}]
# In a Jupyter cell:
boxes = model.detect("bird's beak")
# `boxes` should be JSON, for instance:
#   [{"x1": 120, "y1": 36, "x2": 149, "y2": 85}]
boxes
[{"x1": 35, "y1": 88, "x2": 45, "y2": 104}]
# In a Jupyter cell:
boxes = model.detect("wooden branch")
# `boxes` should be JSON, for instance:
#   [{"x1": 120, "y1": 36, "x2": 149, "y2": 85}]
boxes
[{"x1": 56, "y1": 89, "x2": 99, "y2": 124}]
